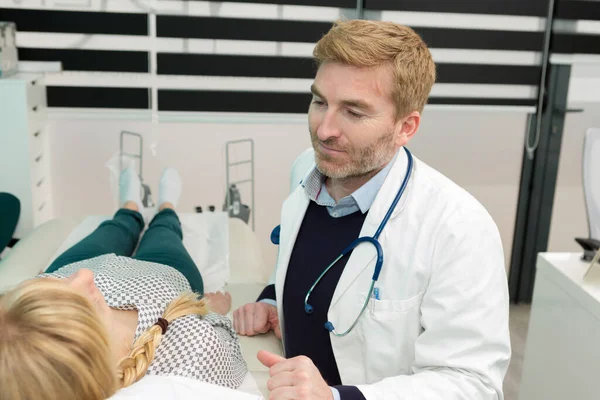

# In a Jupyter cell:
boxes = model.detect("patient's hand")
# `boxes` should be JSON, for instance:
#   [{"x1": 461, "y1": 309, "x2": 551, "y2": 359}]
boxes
[{"x1": 204, "y1": 292, "x2": 232, "y2": 316}]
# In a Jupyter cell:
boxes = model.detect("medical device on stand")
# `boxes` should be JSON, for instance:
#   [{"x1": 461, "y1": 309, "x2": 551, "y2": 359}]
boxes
[
  {"x1": 224, "y1": 139, "x2": 254, "y2": 231},
  {"x1": 120, "y1": 130, "x2": 154, "y2": 208},
  {"x1": 0, "y1": 21, "x2": 18, "y2": 77},
  {"x1": 576, "y1": 128, "x2": 600, "y2": 263}
]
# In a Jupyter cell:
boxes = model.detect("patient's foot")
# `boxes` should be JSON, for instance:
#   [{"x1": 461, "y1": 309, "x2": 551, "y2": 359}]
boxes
[
  {"x1": 123, "y1": 201, "x2": 140, "y2": 212},
  {"x1": 158, "y1": 167, "x2": 182, "y2": 209},
  {"x1": 159, "y1": 202, "x2": 174, "y2": 212},
  {"x1": 120, "y1": 167, "x2": 143, "y2": 211}
]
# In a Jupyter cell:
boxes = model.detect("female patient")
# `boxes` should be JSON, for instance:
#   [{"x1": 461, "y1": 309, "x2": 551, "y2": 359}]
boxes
[{"x1": 0, "y1": 167, "x2": 247, "y2": 400}]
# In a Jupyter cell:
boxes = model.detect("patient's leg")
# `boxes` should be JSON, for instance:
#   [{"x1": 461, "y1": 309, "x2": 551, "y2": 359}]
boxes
[
  {"x1": 45, "y1": 203, "x2": 144, "y2": 273},
  {"x1": 133, "y1": 204, "x2": 204, "y2": 295}
]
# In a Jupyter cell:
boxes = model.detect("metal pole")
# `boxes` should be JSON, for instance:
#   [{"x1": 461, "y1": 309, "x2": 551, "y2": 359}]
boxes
[
  {"x1": 356, "y1": 0, "x2": 364, "y2": 19},
  {"x1": 251, "y1": 139, "x2": 255, "y2": 231},
  {"x1": 508, "y1": 64, "x2": 572, "y2": 303},
  {"x1": 525, "y1": 0, "x2": 557, "y2": 160}
]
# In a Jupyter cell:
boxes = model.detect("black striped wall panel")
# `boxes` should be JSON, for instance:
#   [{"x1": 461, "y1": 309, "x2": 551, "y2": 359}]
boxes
[
  {"x1": 158, "y1": 89, "x2": 537, "y2": 113},
  {"x1": 47, "y1": 87, "x2": 150, "y2": 109},
  {"x1": 158, "y1": 53, "x2": 318, "y2": 78},
  {"x1": 364, "y1": 0, "x2": 550, "y2": 17},
  {"x1": 552, "y1": 33, "x2": 600, "y2": 54},
  {"x1": 157, "y1": 53, "x2": 541, "y2": 85},
  {"x1": 427, "y1": 97, "x2": 537, "y2": 107},
  {"x1": 156, "y1": 16, "x2": 545, "y2": 51},
  {"x1": 19, "y1": 49, "x2": 149, "y2": 73},
  {"x1": 156, "y1": 16, "x2": 331, "y2": 43},
  {"x1": 159, "y1": 89, "x2": 312, "y2": 113},
  {"x1": 556, "y1": 0, "x2": 600, "y2": 21},
  {"x1": 169, "y1": 0, "x2": 357, "y2": 6},
  {"x1": 0, "y1": 8, "x2": 148, "y2": 35},
  {"x1": 4, "y1": 2, "x2": 562, "y2": 111}
]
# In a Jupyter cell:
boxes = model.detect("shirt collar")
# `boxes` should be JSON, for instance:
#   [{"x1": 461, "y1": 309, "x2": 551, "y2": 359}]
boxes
[{"x1": 302, "y1": 150, "x2": 398, "y2": 213}]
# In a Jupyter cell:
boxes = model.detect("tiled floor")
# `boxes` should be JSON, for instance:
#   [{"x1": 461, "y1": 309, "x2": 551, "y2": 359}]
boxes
[{"x1": 503, "y1": 304, "x2": 531, "y2": 400}]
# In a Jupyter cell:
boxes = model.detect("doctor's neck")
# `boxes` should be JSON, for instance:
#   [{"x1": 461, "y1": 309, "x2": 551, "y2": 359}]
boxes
[{"x1": 325, "y1": 167, "x2": 382, "y2": 203}]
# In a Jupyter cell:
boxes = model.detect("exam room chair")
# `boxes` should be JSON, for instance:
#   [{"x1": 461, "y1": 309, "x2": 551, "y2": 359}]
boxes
[
  {"x1": 0, "y1": 192, "x2": 21, "y2": 259},
  {"x1": 576, "y1": 128, "x2": 600, "y2": 261}
]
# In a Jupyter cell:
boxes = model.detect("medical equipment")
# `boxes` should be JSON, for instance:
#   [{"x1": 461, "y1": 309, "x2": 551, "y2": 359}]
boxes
[
  {"x1": 576, "y1": 128, "x2": 600, "y2": 262},
  {"x1": 119, "y1": 131, "x2": 154, "y2": 208},
  {"x1": 225, "y1": 139, "x2": 254, "y2": 230},
  {"x1": 224, "y1": 184, "x2": 250, "y2": 224},
  {"x1": 0, "y1": 22, "x2": 18, "y2": 78},
  {"x1": 271, "y1": 147, "x2": 414, "y2": 337}
]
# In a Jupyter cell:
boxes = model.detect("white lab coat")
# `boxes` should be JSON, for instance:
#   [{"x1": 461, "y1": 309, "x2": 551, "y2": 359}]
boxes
[{"x1": 271, "y1": 147, "x2": 511, "y2": 400}]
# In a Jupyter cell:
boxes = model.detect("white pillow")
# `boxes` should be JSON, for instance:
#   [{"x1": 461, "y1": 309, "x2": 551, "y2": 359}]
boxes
[{"x1": 110, "y1": 375, "x2": 263, "y2": 400}]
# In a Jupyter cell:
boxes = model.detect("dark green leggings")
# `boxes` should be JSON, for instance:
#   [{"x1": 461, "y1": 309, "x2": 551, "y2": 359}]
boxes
[{"x1": 45, "y1": 209, "x2": 204, "y2": 295}]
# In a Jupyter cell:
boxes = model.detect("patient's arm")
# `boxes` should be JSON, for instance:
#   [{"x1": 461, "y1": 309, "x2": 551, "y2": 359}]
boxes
[{"x1": 204, "y1": 292, "x2": 232, "y2": 315}]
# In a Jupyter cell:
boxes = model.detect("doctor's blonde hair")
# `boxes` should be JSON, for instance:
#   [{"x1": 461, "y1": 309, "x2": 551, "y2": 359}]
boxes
[
  {"x1": 0, "y1": 279, "x2": 209, "y2": 400},
  {"x1": 313, "y1": 19, "x2": 436, "y2": 120}
]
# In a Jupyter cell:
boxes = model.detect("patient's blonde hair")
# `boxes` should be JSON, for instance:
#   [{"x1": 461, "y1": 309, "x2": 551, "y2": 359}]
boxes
[
  {"x1": 313, "y1": 19, "x2": 437, "y2": 119},
  {"x1": 0, "y1": 279, "x2": 116, "y2": 400},
  {"x1": 0, "y1": 279, "x2": 209, "y2": 399},
  {"x1": 116, "y1": 292, "x2": 209, "y2": 387}
]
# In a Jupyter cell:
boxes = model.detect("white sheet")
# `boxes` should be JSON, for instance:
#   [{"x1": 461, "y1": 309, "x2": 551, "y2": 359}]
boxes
[
  {"x1": 110, "y1": 374, "x2": 264, "y2": 400},
  {"x1": 48, "y1": 212, "x2": 230, "y2": 293}
]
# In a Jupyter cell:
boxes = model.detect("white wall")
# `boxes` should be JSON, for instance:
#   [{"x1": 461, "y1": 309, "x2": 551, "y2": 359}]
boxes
[
  {"x1": 48, "y1": 115, "x2": 311, "y2": 269},
  {"x1": 48, "y1": 108, "x2": 528, "y2": 271},
  {"x1": 46, "y1": 64, "x2": 600, "y2": 273}
]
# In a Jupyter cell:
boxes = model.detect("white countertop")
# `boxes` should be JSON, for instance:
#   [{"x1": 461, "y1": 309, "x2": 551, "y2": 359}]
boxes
[{"x1": 538, "y1": 252, "x2": 600, "y2": 318}]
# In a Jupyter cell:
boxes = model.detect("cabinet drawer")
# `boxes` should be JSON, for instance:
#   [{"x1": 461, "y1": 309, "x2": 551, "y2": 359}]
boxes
[
  {"x1": 30, "y1": 151, "x2": 47, "y2": 184},
  {"x1": 34, "y1": 195, "x2": 53, "y2": 227},
  {"x1": 26, "y1": 80, "x2": 47, "y2": 109},
  {"x1": 31, "y1": 175, "x2": 50, "y2": 210},
  {"x1": 29, "y1": 126, "x2": 46, "y2": 160}
]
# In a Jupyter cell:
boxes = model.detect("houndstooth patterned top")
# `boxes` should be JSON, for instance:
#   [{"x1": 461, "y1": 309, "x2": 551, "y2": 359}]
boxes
[{"x1": 39, "y1": 254, "x2": 248, "y2": 389}]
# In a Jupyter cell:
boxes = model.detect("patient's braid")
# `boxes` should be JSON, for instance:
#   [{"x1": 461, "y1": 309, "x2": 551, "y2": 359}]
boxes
[{"x1": 116, "y1": 292, "x2": 210, "y2": 388}]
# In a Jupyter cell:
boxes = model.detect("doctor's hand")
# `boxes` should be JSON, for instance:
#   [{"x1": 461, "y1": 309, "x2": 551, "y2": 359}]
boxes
[
  {"x1": 233, "y1": 302, "x2": 281, "y2": 339},
  {"x1": 258, "y1": 350, "x2": 333, "y2": 400}
]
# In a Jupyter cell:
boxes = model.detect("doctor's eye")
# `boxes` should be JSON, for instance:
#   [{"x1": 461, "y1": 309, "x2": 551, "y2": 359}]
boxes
[
  {"x1": 346, "y1": 109, "x2": 364, "y2": 119},
  {"x1": 311, "y1": 99, "x2": 325, "y2": 107}
]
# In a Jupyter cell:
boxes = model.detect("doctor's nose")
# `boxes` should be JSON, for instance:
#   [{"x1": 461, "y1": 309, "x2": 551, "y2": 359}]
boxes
[{"x1": 316, "y1": 111, "x2": 342, "y2": 142}]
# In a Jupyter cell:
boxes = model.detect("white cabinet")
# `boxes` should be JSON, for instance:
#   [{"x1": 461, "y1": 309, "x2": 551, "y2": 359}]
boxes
[
  {"x1": 519, "y1": 253, "x2": 600, "y2": 400},
  {"x1": 0, "y1": 73, "x2": 52, "y2": 238}
]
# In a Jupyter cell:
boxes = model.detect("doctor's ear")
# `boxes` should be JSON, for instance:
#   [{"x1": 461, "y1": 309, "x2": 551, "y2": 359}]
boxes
[{"x1": 394, "y1": 111, "x2": 421, "y2": 146}]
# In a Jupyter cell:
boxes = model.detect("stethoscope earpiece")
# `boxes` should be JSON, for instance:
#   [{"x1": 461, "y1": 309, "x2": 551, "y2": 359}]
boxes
[{"x1": 305, "y1": 304, "x2": 314, "y2": 314}]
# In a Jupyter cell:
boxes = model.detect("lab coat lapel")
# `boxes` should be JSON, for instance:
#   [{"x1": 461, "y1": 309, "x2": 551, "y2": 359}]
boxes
[
  {"x1": 329, "y1": 148, "x2": 410, "y2": 307},
  {"x1": 275, "y1": 185, "x2": 310, "y2": 315}
]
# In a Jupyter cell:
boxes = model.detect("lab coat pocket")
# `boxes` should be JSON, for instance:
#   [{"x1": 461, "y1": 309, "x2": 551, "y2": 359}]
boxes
[
  {"x1": 359, "y1": 290, "x2": 424, "y2": 319},
  {"x1": 358, "y1": 291, "x2": 425, "y2": 382},
  {"x1": 369, "y1": 291, "x2": 424, "y2": 315}
]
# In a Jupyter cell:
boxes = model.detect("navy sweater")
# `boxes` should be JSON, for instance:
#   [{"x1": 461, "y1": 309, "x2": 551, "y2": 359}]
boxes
[{"x1": 258, "y1": 201, "x2": 367, "y2": 400}]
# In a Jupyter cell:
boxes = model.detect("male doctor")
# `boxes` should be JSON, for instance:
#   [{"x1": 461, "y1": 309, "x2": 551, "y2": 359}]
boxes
[{"x1": 233, "y1": 20, "x2": 511, "y2": 400}]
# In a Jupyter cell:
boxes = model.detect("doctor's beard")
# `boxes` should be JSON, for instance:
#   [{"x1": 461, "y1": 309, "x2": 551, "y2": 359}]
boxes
[{"x1": 310, "y1": 129, "x2": 397, "y2": 180}]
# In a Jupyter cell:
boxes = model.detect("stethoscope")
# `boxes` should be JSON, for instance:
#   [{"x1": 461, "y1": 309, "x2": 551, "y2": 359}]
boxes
[{"x1": 271, "y1": 147, "x2": 413, "y2": 337}]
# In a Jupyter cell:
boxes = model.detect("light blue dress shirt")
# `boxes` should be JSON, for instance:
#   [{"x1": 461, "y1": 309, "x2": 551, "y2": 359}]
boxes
[{"x1": 301, "y1": 151, "x2": 397, "y2": 218}]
